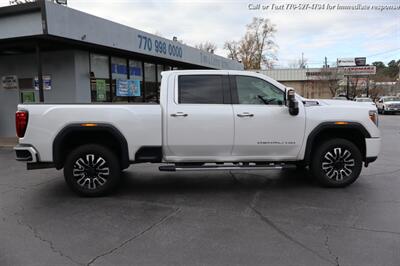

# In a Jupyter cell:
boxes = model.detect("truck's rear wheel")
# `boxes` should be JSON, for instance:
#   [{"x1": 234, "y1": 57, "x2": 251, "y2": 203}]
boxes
[
  {"x1": 311, "y1": 138, "x2": 362, "y2": 187},
  {"x1": 64, "y1": 144, "x2": 120, "y2": 196}
]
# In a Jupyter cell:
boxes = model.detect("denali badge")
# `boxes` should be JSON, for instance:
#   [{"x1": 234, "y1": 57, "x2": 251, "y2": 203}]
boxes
[{"x1": 257, "y1": 141, "x2": 296, "y2": 145}]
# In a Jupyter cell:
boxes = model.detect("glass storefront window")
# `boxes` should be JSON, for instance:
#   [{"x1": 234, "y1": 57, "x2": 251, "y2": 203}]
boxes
[
  {"x1": 156, "y1": 65, "x2": 164, "y2": 102},
  {"x1": 90, "y1": 53, "x2": 110, "y2": 102},
  {"x1": 89, "y1": 53, "x2": 174, "y2": 104},
  {"x1": 129, "y1": 59, "x2": 143, "y2": 102},
  {"x1": 157, "y1": 64, "x2": 164, "y2": 83},
  {"x1": 144, "y1": 62, "x2": 157, "y2": 103},
  {"x1": 157, "y1": 64, "x2": 163, "y2": 83},
  {"x1": 111, "y1": 57, "x2": 128, "y2": 102}
]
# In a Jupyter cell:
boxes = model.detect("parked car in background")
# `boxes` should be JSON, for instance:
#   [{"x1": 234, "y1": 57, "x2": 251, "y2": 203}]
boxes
[
  {"x1": 376, "y1": 96, "x2": 400, "y2": 114},
  {"x1": 333, "y1": 96, "x2": 348, "y2": 100},
  {"x1": 354, "y1": 97, "x2": 377, "y2": 109}
]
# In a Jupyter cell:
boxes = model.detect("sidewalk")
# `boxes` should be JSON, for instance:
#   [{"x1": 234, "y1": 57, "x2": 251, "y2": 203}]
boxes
[{"x1": 0, "y1": 137, "x2": 18, "y2": 148}]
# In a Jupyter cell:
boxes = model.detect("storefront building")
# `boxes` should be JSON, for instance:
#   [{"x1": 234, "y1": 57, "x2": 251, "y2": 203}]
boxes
[
  {"x1": 258, "y1": 68, "x2": 343, "y2": 99},
  {"x1": 0, "y1": 1, "x2": 243, "y2": 137}
]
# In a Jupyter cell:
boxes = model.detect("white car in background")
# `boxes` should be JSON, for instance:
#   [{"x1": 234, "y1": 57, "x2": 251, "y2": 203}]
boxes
[
  {"x1": 354, "y1": 97, "x2": 377, "y2": 109},
  {"x1": 333, "y1": 96, "x2": 348, "y2": 100},
  {"x1": 377, "y1": 96, "x2": 400, "y2": 114}
]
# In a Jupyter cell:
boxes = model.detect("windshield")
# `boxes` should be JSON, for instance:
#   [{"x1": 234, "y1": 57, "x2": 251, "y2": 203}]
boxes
[
  {"x1": 356, "y1": 98, "x2": 372, "y2": 102},
  {"x1": 384, "y1": 97, "x2": 400, "y2": 102}
]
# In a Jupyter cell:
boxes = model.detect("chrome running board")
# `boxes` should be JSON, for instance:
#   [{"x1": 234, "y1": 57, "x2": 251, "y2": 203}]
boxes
[{"x1": 159, "y1": 163, "x2": 296, "y2": 172}]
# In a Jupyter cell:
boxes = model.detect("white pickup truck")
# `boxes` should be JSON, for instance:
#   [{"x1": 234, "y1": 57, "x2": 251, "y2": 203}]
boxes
[{"x1": 14, "y1": 70, "x2": 381, "y2": 196}]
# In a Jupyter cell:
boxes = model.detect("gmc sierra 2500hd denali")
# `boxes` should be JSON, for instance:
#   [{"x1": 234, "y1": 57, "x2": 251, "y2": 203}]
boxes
[{"x1": 14, "y1": 70, "x2": 381, "y2": 196}]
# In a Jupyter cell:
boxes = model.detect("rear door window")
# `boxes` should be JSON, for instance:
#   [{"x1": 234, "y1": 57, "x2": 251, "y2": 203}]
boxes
[{"x1": 178, "y1": 75, "x2": 224, "y2": 104}]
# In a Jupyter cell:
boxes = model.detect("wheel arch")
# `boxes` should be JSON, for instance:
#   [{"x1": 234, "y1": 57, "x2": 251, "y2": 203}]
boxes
[
  {"x1": 304, "y1": 122, "x2": 370, "y2": 165},
  {"x1": 53, "y1": 123, "x2": 130, "y2": 170}
]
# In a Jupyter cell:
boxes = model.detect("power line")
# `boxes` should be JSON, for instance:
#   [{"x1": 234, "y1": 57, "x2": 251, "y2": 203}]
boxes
[
  {"x1": 366, "y1": 48, "x2": 400, "y2": 58},
  {"x1": 276, "y1": 48, "x2": 400, "y2": 62}
]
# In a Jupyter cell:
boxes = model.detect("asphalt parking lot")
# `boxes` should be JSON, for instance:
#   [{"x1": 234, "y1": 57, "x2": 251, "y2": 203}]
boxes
[{"x1": 1, "y1": 115, "x2": 399, "y2": 266}]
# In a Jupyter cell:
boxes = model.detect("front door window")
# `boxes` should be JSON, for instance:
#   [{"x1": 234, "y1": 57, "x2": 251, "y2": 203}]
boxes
[{"x1": 235, "y1": 75, "x2": 284, "y2": 105}]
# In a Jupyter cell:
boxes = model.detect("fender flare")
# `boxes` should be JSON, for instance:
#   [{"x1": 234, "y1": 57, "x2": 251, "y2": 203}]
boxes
[
  {"x1": 303, "y1": 122, "x2": 371, "y2": 164},
  {"x1": 53, "y1": 123, "x2": 130, "y2": 170}
]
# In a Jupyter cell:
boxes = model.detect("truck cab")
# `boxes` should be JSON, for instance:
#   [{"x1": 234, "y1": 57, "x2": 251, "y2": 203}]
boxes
[{"x1": 162, "y1": 70, "x2": 306, "y2": 162}]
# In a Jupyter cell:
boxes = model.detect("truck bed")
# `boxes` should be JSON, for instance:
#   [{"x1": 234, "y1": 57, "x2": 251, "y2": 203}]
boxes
[{"x1": 18, "y1": 104, "x2": 162, "y2": 162}]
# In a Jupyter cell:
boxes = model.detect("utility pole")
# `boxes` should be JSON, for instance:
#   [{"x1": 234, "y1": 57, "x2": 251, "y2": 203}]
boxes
[
  {"x1": 396, "y1": 62, "x2": 400, "y2": 96},
  {"x1": 324, "y1": 57, "x2": 328, "y2": 68}
]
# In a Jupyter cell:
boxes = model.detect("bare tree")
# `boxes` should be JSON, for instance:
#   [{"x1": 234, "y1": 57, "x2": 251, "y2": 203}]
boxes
[
  {"x1": 317, "y1": 67, "x2": 343, "y2": 97},
  {"x1": 348, "y1": 77, "x2": 360, "y2": 99},
  {"x1": 224, "y1": 17, "x2": 277, "y2": 70},
  {"x1": 288, "y1": 60, "x2": 299, "y2": 69},
  {"x1": 195, "y1": 41, "x2": 217, "y2": 54},
  {"x1": 224, "y1": 41, "x2": 240, "y2": 63},
  {"x1": 299, "y1": 57, "x2": 307, "y2": 69},
  {"x1": 171, "y1": 36, "x2": 186, "y2": 44},
  {"x1": 288, "y1": 57, "x2": 309, "y2": 69},
  {"x1": 369, "y1": 82, "x2": 385, "y2": 101}
]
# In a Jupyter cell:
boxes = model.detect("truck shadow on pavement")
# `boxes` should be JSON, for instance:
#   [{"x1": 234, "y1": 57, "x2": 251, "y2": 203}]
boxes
[
  {"x1": 115, "y1": 167, "x2": 316, "y2": 196},
  {"x1": 34, "y1": 167, "x2": 317, "y2": 200},
  {"x1": 12, "y1": 165, "x2": 364, "y2": 266}
]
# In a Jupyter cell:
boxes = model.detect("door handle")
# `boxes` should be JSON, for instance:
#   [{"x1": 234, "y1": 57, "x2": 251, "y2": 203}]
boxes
[
  {"x1": 237, "y1": 112, "x2": 254, "y2": 117},
  {"x1": 171, "y1": 112, "x2": 188, "y2": 117}
]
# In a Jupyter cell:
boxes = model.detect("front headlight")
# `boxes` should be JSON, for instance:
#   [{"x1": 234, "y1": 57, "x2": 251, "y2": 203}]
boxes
[{"x1": 369, "y1": 110, "x2": 378, "y2": 126}]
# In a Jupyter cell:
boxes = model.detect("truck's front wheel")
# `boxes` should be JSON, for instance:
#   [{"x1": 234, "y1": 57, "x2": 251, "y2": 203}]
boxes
[
  {"x1": 64, "y1": 144, "x2": 121, "y2": 196},
  {"x1": 311, "y1": 138, "x2": 362, "y2": 187}
]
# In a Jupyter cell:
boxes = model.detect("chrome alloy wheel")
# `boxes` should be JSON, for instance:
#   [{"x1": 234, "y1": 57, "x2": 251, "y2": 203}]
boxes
[
  {"x1": 72, "y1": 154, "x2": 110, "y2": 190},
  {"x1": 321, "y1": 147, "x2": 355, "y2": 181}
]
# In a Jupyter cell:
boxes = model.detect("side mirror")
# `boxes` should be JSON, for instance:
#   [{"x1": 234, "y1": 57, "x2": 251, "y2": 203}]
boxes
[{"x1": 286, "y1": 89, "x2": 299, "y2": 116}]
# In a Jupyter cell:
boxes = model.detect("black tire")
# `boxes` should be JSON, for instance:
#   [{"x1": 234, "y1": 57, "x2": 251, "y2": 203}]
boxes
[
  {"x1": 63, "y1": 144, "x2": 121, "y2": 197},
  {"x1": 310, "y1": 138, "x2": 362, "y2": 187}
]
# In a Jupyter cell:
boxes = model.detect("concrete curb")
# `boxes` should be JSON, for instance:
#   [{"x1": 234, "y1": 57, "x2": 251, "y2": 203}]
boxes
[
  {"x1": 0, "y1": 146, "x2": 14, "y2": 149},
  {"x1": 0, "y1": 138, "x2": 18, "y2": 149}
]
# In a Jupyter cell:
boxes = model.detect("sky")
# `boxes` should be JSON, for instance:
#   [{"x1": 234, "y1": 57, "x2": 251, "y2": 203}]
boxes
[{"x1": 1, "y1": 0, "x2": 399, "y2": 68}]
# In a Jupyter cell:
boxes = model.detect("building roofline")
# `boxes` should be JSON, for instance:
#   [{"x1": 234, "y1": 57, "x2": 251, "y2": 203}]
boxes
[
  {"x1": 0, "y1": 1, "x2": 242, "y2": 70},
  {"x1": 0, "y1": 1, "x2": 41, "y2": 18},
  {"x1": 260, "y1": 67, "x2": 327, "y2": 71},
  {"x1": 0, "y1": 35, "x2": 214, "y2": 69}
]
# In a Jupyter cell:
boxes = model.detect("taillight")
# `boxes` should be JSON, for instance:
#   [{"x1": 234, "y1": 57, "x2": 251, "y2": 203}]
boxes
[{"x1": 16, "y1": 110, "x2": 29, "y2": 138}]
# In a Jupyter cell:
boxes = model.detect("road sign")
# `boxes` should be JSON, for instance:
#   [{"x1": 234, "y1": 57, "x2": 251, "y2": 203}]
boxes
[
  {"x1": 337, "y1": 58, "x2": 356, "y2": 67},
  {"x1": 342, "y1": 66, "x2": 376, "y2": 76},
  {"x1": 337, "y1": 57, "x2": 367, "y2": 67},
  {"x1": 355, "y1": 57, "x2": 366, "y2": 66},
  {"x1": 1, "y1": 75, "x2": 19, "y2": 89}
]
